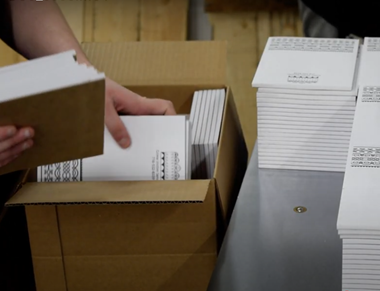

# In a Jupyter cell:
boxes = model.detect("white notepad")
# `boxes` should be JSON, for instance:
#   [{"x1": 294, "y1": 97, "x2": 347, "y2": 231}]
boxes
[
  {"x1": 0, "y1": 50, "x2": 77, "y2": 75},
  {"x1": 190, "y1": 91, "x2": 201, "y2": 176},
  {"x1": 257, "y1": 107, "x2": 355, "y2": 116},
  {"x1": 358, "y1": 38, "x2": 380, "y2": 87},
  {"x1": 257, "y1": 114, "x2": 354, "y2": 124},
  {"x1": 0, "y1": 50, "x2": 104, "y2": 103},
  {"x1": 37, "y1": 116, "x2": 190, "y2": 181},
  {"x1": 257, "y1": 43, "x2": 362, "y2": 96},
  {"x1": 252, "y1": 37, "x2": 360, "y2": 91},
  {"x1": 257, "y1": 92, "x2": 356, "y2": 103},
  {"x1": 190, "y1": 89, "x2": 226, "y2": 179}
]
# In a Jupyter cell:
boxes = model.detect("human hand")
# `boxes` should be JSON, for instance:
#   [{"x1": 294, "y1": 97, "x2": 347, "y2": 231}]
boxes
[
  {"x1": 0, "y1": 126, "x2": 34, "y2": 167},
  {"x1": 104, "y1": 77, "x2": 176, "y2": 148}
]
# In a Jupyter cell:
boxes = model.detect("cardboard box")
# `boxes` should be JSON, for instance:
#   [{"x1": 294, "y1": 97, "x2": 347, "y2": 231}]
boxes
[{"x1": 4, "y1": 41, "x2": 248, "y2": 291}]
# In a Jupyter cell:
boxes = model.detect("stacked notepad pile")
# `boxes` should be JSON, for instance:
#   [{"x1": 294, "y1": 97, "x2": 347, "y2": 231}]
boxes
[
  {"x1": 252, "y1": 37, "x2": 361, "y2": 172},
  {"x1": 337, "y1": 86, "x2": 380, "y2": 290},
  {"x1": 190, "y1": 89, "x2": 226, "y2": 179},
  {"x1": 38, "y1": 115, "x2": 192, "y2": 181},
  {"x1": 336, "y1": 37, "x2": 380, "y2": 290}
]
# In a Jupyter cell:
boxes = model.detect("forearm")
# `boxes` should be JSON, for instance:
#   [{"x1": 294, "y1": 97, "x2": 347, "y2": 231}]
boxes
[{"x1": 3, "y1": 0, "x2": 90, "y2": 65}]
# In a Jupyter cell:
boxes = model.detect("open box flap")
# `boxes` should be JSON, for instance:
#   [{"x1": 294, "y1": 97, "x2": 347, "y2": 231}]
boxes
[
  {"x1": 82, "y1": 41, "x2": 227, "y2": 87},
  {"x1": 6, "y1": 180, "x2": 212, "y2": 206},
  {"x1": 214, "y1": 88, "x2": 248, "y2": 223},
  {"x1": 0, "y1": 80, "x2": 105, "y2": 176}
]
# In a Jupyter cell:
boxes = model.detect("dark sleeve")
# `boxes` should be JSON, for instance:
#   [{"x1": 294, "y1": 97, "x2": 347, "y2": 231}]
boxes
[
  {"x1": 301, "y1": 0, "x2": 380, "y2": 37},
  {"x1": 0, "y1": 0, "x2": 16, "y2": 50}
]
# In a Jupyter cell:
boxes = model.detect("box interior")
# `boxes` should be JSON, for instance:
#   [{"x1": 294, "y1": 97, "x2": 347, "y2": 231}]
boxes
[
  {"x1": 1, "y1": 41, "x2": 249, "y2": 291},
  {"x1": 6, "y1": 84, "x2": 247, "y2": 225}
]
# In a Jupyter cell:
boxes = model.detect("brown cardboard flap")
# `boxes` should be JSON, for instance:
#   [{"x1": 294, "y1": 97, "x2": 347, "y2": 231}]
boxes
[
  {"x1": 0, "y1": 80, "x2": 105, "y2": 176},
  {"x1": 6, "y1": 180, "x2": 212, "y2": 206},
  {"x1": 82, "y1": 41, "x2": 227, "y2": 87},
  {"x1": 214, "y1": 88, "x2": 248, "y2": 223}
]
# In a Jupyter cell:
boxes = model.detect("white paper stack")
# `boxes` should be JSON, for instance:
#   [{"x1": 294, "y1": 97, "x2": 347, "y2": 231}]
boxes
[
  {"x1": 38, "y1": 115, "x2": 191, "y2": 181},
  {"x1": 252, "y1": 37, "x2": 361, "y2": 172},
  {"x1": 189, "y1": 89, "x2": 226, "y2": 179},
  {"x1": 357, "y1": 37, "x2": 380, "y2": 87},
  {"x1": 0, "y1": 50, "x2": 104, "y2": 99},
  {"x1": 337, "y1": 86, "x2": 380, "y2": 290}
]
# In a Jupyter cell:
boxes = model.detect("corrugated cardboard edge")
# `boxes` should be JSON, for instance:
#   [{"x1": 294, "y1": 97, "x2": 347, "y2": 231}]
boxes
[{"x1": 5, "y1": 180, "x2": 212, "y2": 206}]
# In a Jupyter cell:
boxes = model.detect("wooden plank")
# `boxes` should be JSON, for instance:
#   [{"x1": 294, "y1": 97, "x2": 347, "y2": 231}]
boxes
[
  {"x1": 83, "y1": 0, "x2": 95, "y2": 42},
  {"x1": 270, "y1": 10, "x2": 282, "y2": 35},
  {"x1": 140, "y1": 0, "x2": 189, "y2": 41},
  {"x1": 280, "y1": 9, "x2": 297, "y2": 36},
  {"x1": 56, "y1": 0, "x2": 84, "y2": 42},
  {"x1": 205, "y1": 0, "x2": 298, "y2": 12},
  {"x1": 257, "y1": 11, "x2": 271, "y2": 64},
  {"x1": 296, "y1": 12, "x2": 304, "y2": 36},
  {"x1": 92, "y1": 0, "x2": 139, "y2": 42},
  {"x1": 270, "y1": 8, "x2": 299, "y2": 36},
  {"x1": 209, "y1": 13, "x2": 258, "y2": 157}
]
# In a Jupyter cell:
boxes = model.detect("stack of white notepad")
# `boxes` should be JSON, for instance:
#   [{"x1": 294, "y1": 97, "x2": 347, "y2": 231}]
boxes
[
  {"x1": 38, "y1": 115, "x2": 191, "y2": 181},
  {"x1": 252, "y1": 37, "x2": 360, "y2": 172},
  {"x1": 337, "y1": 85, "x2": 380, "y2": 290},
  {"x1": 337, "y1": 37, "x2": 380, "y2": 290},
  {"x1": 190, "y1": 89, "x2": 226, "y2": 179}
]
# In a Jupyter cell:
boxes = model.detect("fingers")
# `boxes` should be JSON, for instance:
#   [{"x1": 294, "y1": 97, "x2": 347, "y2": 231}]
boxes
[
  {"x1": 0, "y1": 127, "x2": 34, "y2": 152},
  {"x1": 106, "y1": 78, "x2": 176, "y2": 116},
  {"x1": 0, "y1": 125, "x2": 17, "y2": 141},
  {"x1": 0, "y1": 139, "x2": 33, "y2": 165},
  {"x1": 135, "y1": 98, "x2": 177, "y2": 115},
  {"x1": 0, "y1": 126, "x2": 34, "y2": 167},
  {"x1": 105, "y1": 99, "x2": 131, "y2": 148}
]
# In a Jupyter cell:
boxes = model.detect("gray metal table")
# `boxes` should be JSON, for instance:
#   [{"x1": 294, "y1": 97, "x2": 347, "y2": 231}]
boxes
[{"x1": 208, "y1": 144, "x2": 344, "y2": 291}]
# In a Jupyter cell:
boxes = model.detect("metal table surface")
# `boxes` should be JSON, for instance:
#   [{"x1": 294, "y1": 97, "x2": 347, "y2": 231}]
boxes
[{"x1": 207, "y1": 144, "x2": 344, "y2": 291}]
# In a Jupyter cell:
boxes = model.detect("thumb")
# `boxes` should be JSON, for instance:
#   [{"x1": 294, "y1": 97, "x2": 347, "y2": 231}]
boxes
[{"x1": 105, "y1": 99, "x2": 131, "y2": 148}]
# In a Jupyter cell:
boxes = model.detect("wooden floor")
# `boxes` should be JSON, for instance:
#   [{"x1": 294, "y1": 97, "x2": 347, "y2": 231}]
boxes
[{"x1": 0, "y1": 0, "x2": 303, "y2": 158}]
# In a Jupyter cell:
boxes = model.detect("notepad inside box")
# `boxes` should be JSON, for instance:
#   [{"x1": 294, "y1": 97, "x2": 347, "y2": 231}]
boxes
[{"x1": 4, "y1": 41, "x2": 247, "y2": 291}]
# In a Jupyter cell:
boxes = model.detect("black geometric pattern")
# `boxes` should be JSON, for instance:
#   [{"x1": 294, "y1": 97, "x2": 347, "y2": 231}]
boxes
[
  {"x1": 287, "y1": 73, "x2": 320, "y2": 84},
  {"x1": 351, "y1": 147, "x2": 380, "y2": 168},
  {"x1": 268, "y1": 37, "x2": 356, "y2": 53},
  {"x1": 367, "y1": 38, "x2": 380, "y2": 51},
  {"x1": 160, "y1": 151, "x2": 181, "y2": 180},
  {"x1": 39, "y1": 159, "x2": 82, "y2": 182},
  {"x1": 362, "y1": 86, "x2": 380, "y2": 102}
]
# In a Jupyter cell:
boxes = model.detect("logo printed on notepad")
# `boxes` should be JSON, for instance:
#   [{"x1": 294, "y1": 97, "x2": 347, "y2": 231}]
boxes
[
  {"x1": 40, "y1": 159, "x2": 82, "y2": 182},
  {"x1": 287, "y1": 73, "x2": 320, "y2": 84},
  {"x1": 268, "y1": 37, "x2": 355, "y2": 53},
  {"x1": 366, "y1": 38, "x2": 380, "y2": 51},
  {"x1": 160, "y1": 151, "x2": 181, "y2": 180},
  {"x1": 362, "y1": 86, "x2": 380, "y2": 102},
  {"x1": 351, "y1": 147, "x2": 380, "y2": 168}
]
